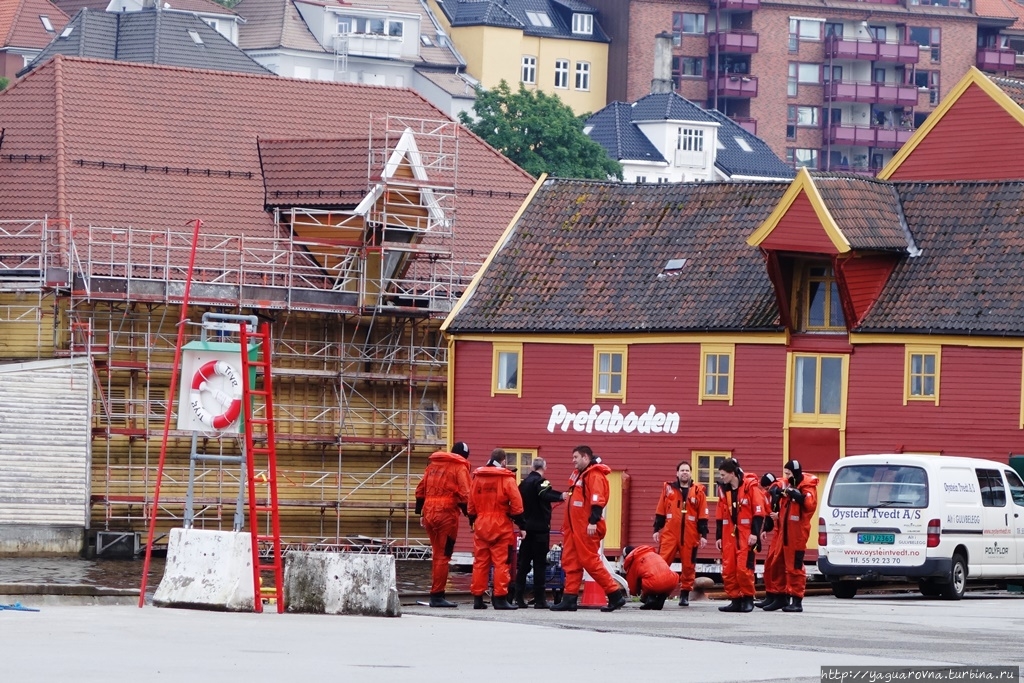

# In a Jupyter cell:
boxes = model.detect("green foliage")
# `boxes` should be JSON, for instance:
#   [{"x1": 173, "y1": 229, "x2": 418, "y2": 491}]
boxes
[
  {"x1": 459, "y1": 80, "x2": 622, "y2": 181},
  {"x1": 0, "y1": 77, "x2": 9, "y2": 92}
]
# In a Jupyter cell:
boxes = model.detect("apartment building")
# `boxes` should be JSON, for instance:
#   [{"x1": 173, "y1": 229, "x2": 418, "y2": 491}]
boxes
[{"x1": 590, "y1": 0, "x2": 1011, "y2": 174}]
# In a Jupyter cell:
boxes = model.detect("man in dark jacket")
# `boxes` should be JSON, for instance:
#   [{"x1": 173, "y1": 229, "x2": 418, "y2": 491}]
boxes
[{"x1": 514, "y1": 457, "x2": 563, "y2": 608}]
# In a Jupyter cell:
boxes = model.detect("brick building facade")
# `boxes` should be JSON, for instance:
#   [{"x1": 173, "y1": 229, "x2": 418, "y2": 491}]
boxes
[{"x1": 590, "y1": 0, "x2": 1016, "y2": 174}]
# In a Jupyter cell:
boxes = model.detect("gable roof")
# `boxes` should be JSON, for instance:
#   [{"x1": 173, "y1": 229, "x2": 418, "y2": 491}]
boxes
[
  {"x1": 585, "y1": 92, "x2": 793, "y2": 180},
  {"x1": 22, "y1": 7, "x2": 270, "y2": 75},
  {"x1": 235, "y1": 0, "x2": 324, "y2": 52},
  {"x1": 446, "y1": 179, "x2": 789, "y2": 334},
  {"x1": 1, "y1": 0, "x2": 69, "y2": 50},
  {"x1": 436, "y1": 0, "x2": 608, "y2": 41},
  {"x1": 52, "y1": 0, "x2": 238, "y2": 17},
  {"x1": 0, "y1": 56, "x2": 535, "y2": 274}
]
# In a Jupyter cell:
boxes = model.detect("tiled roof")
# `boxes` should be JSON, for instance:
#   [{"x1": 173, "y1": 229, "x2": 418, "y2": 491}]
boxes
[
  {"x1": 974, "y1": 0, "x2": 1019, "y2": 22},
  {"x1": 630, "y1": 92, "x2": 717, "y2": 124},
  {"x1": 448, "y1": 179, "x2": 789, "y2": 333},
  {"x1": 235, "y1": 0, "x2": 324, "y2": 52},
  {"x1": 259, "y1": 138, "x2": 373, "y2": 206},
  {"x1": 438, "y1": 0, "x2": 608, "y2": 41},
  {"x1": 703, "y1": 109, "x2": 794, "y2": 180},
  {"x1": 811, "y1": 174, "x2": 911, "y2": 251},
  {"x1": 585, "y1": 102, "x2": 666, "y2": 163},
  {"x1": 23, "y1": 8, "x2": 271, "y2": 75},
  {"x1": 416, "y1": 68, "x2": 477, "y2": 97},
  {"x1": 989, "y1": 75, "x2": 1024, "y2": 108},
  {"x1": 53, "y1": 0, "x2": 238, "y2": 16},
  {"x1": 0, "y1": 56, "x2": 535, "y2": 276},
  {"x1": 1, "y1": 0, "x2": 69, "y2": 50},
  {"x1": 861, "y1": 180, "x2": 1024, "y2": 336}
]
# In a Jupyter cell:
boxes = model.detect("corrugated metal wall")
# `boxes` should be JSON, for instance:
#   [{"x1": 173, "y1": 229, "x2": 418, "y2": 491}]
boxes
[{"x1": 0, "y1": 358, "x2": 92, "y2": 526}]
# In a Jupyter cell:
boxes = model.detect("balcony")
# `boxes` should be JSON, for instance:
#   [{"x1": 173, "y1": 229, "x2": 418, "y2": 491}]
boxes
[
  {"x1": 976, "y1": 47, "x2": 1016, "y2": 71},
  {"x1": 708, "y1": 31, "x2": 759, "y2": 54},
  {"x1": 730, "y1": 116, "x2": 757, "y2": 135},
  {"x1": 709, "y1": 0, "x2": 759, "y2": 9},
  {"x1": 826, "y1": 81, "x2": 918, "y2": 106},
  {"x1": 825, "y1": 36, "x2": 919, "y2": 64},
  {"x1": 709, "y1": 74, "x2": 758, "y2": 98},
  {"x1": 826, "y1": 124, "x2": 913, "y2": 148},
  {"x1": 334, "y1": 33, "x2": 403, "y2": 60}
]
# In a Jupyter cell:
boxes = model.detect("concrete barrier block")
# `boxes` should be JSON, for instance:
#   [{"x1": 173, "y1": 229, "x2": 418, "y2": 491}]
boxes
[
  {"x1": 285, "y1": 552, "x2": 400, "y2": 617},
  {"x1": 153, "y1": 528, "x2": 255, "y2": 612}
]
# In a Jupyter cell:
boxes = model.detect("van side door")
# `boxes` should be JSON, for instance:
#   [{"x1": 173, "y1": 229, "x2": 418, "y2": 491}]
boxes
[
  {"x1": 974, "y1": 468, "x2": 1014, "y2": 577},
  {"x1": 1002, "y1": 469, "x2": 1024, "y2": 576}
]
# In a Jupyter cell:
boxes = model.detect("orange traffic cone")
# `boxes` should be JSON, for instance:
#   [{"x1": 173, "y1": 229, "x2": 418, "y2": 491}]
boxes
[{"x1": 579, "y1": 571, "x2": 606, "y2": 609}]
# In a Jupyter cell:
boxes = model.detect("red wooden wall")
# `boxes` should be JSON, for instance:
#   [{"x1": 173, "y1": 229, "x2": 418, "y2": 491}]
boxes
[{"x1": 759, "y1": 192, "x2": 838, "y2": 254}]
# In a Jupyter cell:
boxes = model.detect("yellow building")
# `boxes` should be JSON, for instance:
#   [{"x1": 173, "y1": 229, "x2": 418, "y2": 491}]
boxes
[{"x1": 430, "y1": 0, "x2": 609, "y2": 115}]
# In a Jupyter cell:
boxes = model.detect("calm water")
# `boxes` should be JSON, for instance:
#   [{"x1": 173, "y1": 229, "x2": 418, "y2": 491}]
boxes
[{"x1": 0, "y1": 557, "x2": 471, "y2": 595}]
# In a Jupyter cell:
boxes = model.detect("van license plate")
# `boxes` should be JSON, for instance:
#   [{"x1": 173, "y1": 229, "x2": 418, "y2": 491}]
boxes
[{"x1": 857, "y1": 533, "x2": 895, "y2": 545}]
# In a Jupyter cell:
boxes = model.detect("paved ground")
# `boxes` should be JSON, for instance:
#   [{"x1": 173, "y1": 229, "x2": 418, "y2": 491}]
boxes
[{"x1": 0, "y1": 591, "x2": 1021, "y2": 682}]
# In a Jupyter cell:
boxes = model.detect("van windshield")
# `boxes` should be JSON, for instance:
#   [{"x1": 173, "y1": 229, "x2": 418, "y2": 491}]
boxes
[{"x1": 828, "y1": 464, "x2": 928, "y2": 508}]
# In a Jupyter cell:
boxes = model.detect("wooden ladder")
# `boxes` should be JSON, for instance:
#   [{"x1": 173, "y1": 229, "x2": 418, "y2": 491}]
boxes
[{"x1": 239, "y1": 322, "x2": 284, "y2": 614}]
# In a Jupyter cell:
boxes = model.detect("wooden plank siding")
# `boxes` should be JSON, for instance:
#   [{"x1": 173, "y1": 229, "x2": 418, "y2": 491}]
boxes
[
  {"x1": 887, "y1": 84, "x2": 1024, "y2": 181},
  {"x1": 758, "y1": 192, "x2": 838, "y2": 254},
  {"x1": 838, "y1": 256, "x2": 898, "y2": 326}
]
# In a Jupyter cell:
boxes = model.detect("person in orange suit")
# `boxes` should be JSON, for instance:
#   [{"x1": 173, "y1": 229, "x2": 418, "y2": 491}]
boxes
[
  {"x1": 550, "y1": 445, "x2": 627, "y2": 613},
  {"x1": 468, "y1": 449, "x2": 525, "y2": 610},
  {"x1": 715, "y1": 457, "x2": 766, "y2": 613},
  {"x1": 622, "y1": 545, "x2": 679, "y2": 611},
  {"x1": 776, "y1": 459, "x2": 819, "y2": 613},
  {"x1": 653, "y1": 460, "x2": 709, "y2": 607},
  {"x1": 414, "y1": 440, "x2": 471, "y2": 608},
  {"x1": 756, "y1": 472, "x2": 787, "y2": 611}
]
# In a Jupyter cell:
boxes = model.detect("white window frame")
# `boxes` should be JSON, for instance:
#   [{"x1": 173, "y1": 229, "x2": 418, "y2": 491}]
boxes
[
  {"x1": 554, "y1": 59, "x2": 569, "y2": 89},
  {"x1": 677, "y1": 127, "x2": 704, "y2": 152},
  {"x1": 521, "y1": 55, "x2": 537, "y2": 84},
  {"x1": 575, "y1": 61, "x2": 591, "y2": 91},
  {"x1": 572, "y1": 13, "x2": 593, "y2": 35}
]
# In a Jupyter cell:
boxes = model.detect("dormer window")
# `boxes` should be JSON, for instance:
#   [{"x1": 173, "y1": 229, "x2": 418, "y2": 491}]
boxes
[
  {"x1": 572, "y1": 13, "x2": 593, "y2": 35},
  {"x1": 677, "y1": 127, "x2": 704, "y2": 152},
  {"x1": 40, "y1": 15, "x2": 55, "y2": 32},
  {"x1": 798, "y1": 262, "x2": 845, "y2": 331}
]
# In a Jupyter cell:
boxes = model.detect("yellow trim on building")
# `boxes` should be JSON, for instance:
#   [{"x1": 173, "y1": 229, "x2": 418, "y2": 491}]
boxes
[
  {"x1": 746, "y1": 167, "x2": 851, "y2": 254},
  {"x1": 441, "y1": 174, "x2": 547, "y2": 333},
  {"x1": 491, "y1": 342, "x2": 523, "y2": 397},
  {"x1": 692, "y1": 450, "x2": 730, "y2": 501},
  {"x1": 787, "y1": 352, "x2": 848, "y2": 428},
  {"x1": 903, "y1": 345, "x2": 941, "y2": 406},
  {"x1": 850, "y1": 333, "x2": 1024, "y2": 348},
  {"x1": 593, "y1": 344, "x2": 627, "y2": 403},
  {"x1": 501, "y1": 448, "x2": 538, "y2": 483},
  {"x1": 879, "y1": 68, "x2": 1024, "y2": 180},
  {"x1": 699, "y1": 343, "x2": 735, "y2": 406},
  {"x1": 447, "y1": 334, "x2": 456, "y2": 451}
]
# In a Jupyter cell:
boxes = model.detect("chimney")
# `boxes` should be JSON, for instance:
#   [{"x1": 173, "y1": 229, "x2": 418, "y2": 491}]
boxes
[{"x1": 651, "y1": 32, "x2": 674, "y2": 94}]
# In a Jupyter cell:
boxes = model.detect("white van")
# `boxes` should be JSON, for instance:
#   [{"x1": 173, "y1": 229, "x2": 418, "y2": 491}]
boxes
[{"x1": 817, "y1": 454, "x2": 1024, "y2": 599}]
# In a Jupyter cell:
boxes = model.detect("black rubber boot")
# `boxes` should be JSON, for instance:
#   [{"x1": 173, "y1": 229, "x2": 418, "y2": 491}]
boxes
[
  {"x1": 534, "y1": 592, "x2": 549, "y2": 609},
  {"x1": 718, "y1": 598, "x2": 742, "y2": 612},
  {"x1": 678, "y1": 591, "x2": 689, "y2": 607},
  {"x1": 762, "y1": 594, "x2": 788, "y2": 612},
  {"x1": 754, "y1": 592, "x2": 776, "y2": 608},
  {"x1": 473, "y1": 595, "x2": 488, "y2": 610},
  {"x1": 782, "y1": 596, "x2": 803, "y2": 613},
  {"x1": 515, "y1": 595, "x2": 530, "y2": 609},
  {"x1": 601, "y1": 589, "x2": 627, "y2": 612},
  {"x1": 492, "y1": 595, "x2": 518, "y2": 610},
  {"x1": 739, "y1": 596, "x2": 755, "y2": 612},
  {"x1": 639, "y1": 595, "x2": 653, "y2": 610},
  {"x1": 428, "y1": 592, "x2": 457, "y2": 608},
  {"x1": 549, "y1": 594, "x2": 578, "y2": 612},
  {"x1": 649, "y1": 594, "x2": 667, "y2": 611}
]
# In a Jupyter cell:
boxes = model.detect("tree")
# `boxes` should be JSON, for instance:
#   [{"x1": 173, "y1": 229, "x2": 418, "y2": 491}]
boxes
[
  {"x1": 0, "y1": 77, "x2": 8, "y2": 92},
  {"x1": 459, "y1": 80, "x2": 621, "y2": 180}
]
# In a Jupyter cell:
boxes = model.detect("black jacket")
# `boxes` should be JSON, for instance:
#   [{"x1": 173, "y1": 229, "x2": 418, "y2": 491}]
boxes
[{"x1": 518, "y1": 470, "x2": 563, "y2": 532}]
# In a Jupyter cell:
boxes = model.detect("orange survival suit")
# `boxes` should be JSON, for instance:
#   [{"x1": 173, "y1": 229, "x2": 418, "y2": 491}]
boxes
[
  {"x1": 654, "y1": 480, "x2": 709, "y2": 593},
  {"x1": 562, "y1": 460, "x2": 621, "y2": 597},
  {"x1": 760, "y1": 473, "x2": 787, "y2": 599},
  {"x1": 468, "y1": 464, "x2": 524, "y2": 600},
  {"x1": 623, "y1": 545, "x2": 678, "y2": 608},
  {"x1": 415, "y1": 449, "x2": 471, "y2": 595},
  {"x1": 778, "y1": 463, "x2": 819, "y2": 599},
  {"x1": 716, "y1": 471, "x2": 767, "y2": 599}
]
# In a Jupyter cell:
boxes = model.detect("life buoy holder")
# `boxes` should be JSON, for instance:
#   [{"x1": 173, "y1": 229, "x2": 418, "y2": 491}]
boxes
[{"x1": 190, "y1": 360, "x2": 242, "y2": 430}]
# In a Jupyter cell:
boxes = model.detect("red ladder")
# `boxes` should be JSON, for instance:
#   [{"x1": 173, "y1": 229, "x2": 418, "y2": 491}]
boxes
[{"x1": 239, "y1": 322, "x2": 284, "y2": 614}]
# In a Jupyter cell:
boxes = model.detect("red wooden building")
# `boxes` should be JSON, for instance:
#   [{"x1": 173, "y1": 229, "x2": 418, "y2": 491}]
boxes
[{"x1": 442, "y1": 67, "x2": 1024, "y2": 557}]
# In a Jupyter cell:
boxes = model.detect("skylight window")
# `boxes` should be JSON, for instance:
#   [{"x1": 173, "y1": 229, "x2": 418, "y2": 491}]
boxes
[
  {"x1": 734, "y1": 137, "x2": 753, "y2": 152},
  {"x1": 659, "y1": 258, "x2": 687, "y2": 278},
  {"x1": 40, "y1": 15, "x2": 54, "y2": 32},
  {"x1": 526, "y1": 11, "x2": 553, "y2": 27},
  {"x1": 60, "y1": 25, "x2": 74, "y2": 38},
  {"x1": 420, "y1": 34, "x2": 433, "y2": 46},
  {"x1": 188, "y1": 29, "x2": 204, "y2": 44}
]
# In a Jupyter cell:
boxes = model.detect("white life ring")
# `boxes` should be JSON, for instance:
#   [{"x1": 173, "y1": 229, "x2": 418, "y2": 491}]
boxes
[{"x1": 190, "y1": 360, "x2": 242, "y2": 430}]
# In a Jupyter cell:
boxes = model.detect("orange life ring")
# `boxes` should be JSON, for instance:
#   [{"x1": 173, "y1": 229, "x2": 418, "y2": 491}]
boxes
[{"x1": 189, "y1": 360, "x2": 242, "y2": 430}]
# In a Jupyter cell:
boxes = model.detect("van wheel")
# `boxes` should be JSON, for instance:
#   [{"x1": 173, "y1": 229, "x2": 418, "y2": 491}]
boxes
[
  {"x1": 940, "y1": 554, "x2": 967, "y2": 600},
  {"x1": 831, "y1": 580, "x2": 857, "y2": 599},
  {"x1": 918, "y1": 580, "x2": 942, "y2": 598}
]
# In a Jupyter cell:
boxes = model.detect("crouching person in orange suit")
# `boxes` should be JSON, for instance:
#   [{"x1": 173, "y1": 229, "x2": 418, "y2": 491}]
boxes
[
  {"x1": 415, "y1": 441, "x2": 471, "y2": 608},
  {"x1": 468, "y1": 449, "x2": 525, "y2": 610},
  {"x1": 550, "y1": 445, "x2": 627, "y2": 613},
  {"x1": 622, "y1": 545, "x2": 679, "y2": 611}
]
